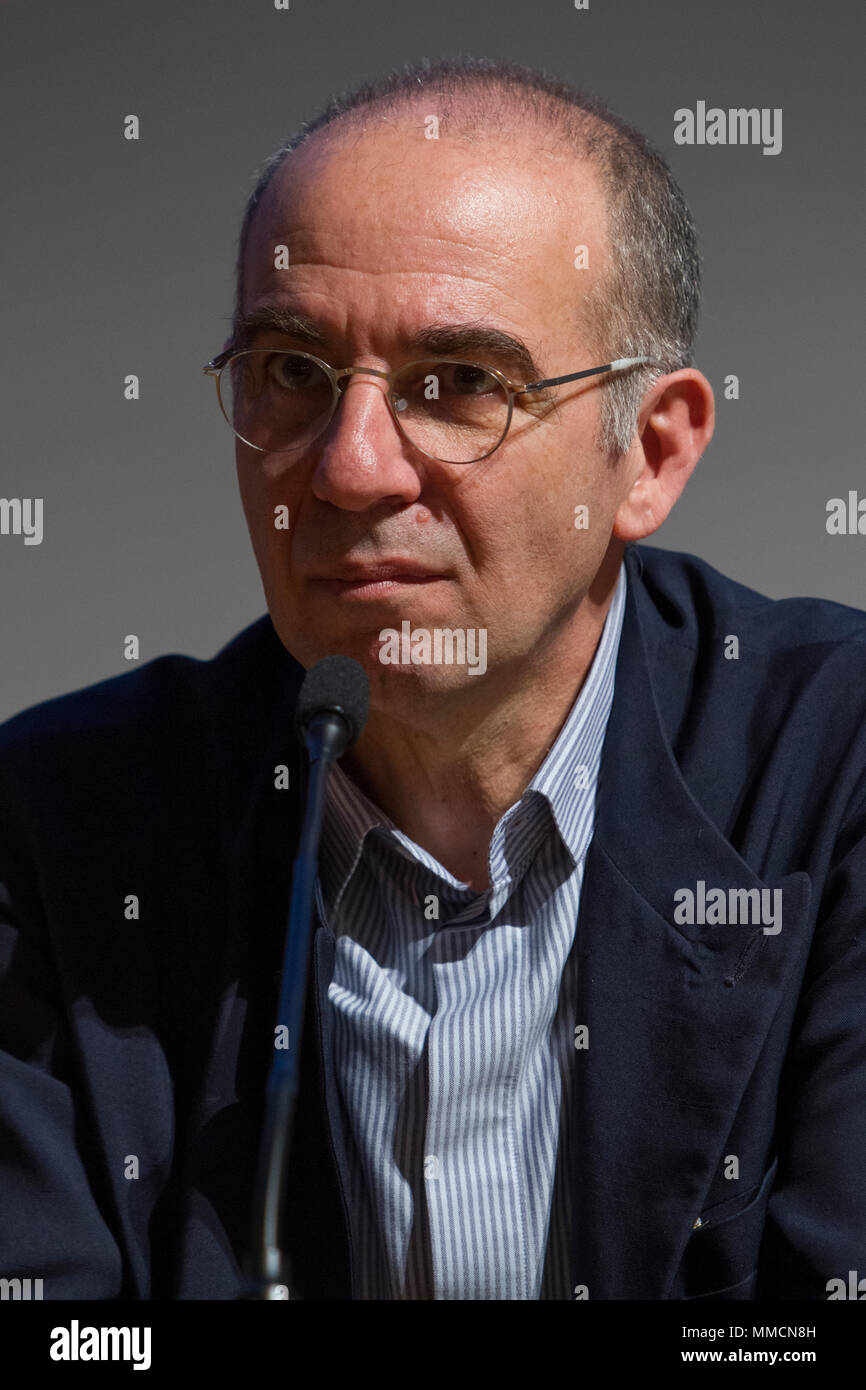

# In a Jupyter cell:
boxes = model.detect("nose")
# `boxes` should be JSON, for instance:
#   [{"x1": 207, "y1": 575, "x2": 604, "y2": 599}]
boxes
[{"x1": 310, "y1": 373, "x2": 423, "y2": 513}]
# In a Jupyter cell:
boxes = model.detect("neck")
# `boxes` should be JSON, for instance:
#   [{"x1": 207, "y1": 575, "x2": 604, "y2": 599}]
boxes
[{"x1": 339, "y1": 543, "x2": 624, "y2": 889}]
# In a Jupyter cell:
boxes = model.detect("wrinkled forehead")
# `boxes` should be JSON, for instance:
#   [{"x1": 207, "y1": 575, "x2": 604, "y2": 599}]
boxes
[{"x1": 240, "y1": 111, "x2": 611, "y2": 318}]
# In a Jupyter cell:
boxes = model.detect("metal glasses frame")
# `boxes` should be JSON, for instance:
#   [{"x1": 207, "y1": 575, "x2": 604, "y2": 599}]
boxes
[{"x1": 203, "y1": 347, "x2": 654, "y2": 463}]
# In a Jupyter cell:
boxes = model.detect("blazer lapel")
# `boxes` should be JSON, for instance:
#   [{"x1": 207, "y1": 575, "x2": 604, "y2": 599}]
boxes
[{"x1": 569, "y1": 549, "x2": 812, "y2": 1298}]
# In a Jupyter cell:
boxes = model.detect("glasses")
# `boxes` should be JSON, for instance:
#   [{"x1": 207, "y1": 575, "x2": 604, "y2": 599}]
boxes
[{"x1": 203, "y1": 347, "x2": 653, "y2": 465}]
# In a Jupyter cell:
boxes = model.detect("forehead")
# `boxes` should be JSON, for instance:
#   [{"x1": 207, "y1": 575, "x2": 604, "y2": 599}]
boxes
[{"x1": 241, "y1": 116, "x2": 610, "y2": 331}]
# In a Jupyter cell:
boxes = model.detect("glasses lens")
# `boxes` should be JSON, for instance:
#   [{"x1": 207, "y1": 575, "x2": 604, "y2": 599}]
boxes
[
  {"x1": 390, "y1": 360, "x2": 510, "y2": 463},
  {"x1": 220, "y1": 351, "x2": 334, "y2": 453}
]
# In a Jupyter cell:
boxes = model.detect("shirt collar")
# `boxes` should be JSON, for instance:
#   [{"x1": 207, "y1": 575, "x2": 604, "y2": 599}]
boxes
[{"x1": 523, "y1": 555, "x2": 627, "y2": 867}]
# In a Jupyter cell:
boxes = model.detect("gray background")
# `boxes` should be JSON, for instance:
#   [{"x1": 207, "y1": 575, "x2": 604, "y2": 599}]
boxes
[{"x1": 1, "y1": 0, "x2": 863, "y2": 722}]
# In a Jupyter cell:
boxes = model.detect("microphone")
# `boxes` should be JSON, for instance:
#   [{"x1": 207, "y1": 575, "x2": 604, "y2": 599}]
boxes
[
  {"x1": 241, "y1": 655, "x2": 370, "y2": 1300},
  {"x1": 294, "y1": 653, "x2": 370, "y2": 760}
]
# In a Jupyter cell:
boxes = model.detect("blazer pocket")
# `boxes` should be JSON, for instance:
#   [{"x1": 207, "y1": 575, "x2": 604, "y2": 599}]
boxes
[
  {"x1": 686, "y1": 1268, "x2": 758, "y2": 1301},
  {"x1": 677, "y1": 1156, "x2": 779, "y2": 1299}
]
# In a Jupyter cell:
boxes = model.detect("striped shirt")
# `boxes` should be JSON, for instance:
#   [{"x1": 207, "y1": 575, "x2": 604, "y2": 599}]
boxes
[{"x1": 314, "y1": 558, "x2": 627, "y2": 1299}]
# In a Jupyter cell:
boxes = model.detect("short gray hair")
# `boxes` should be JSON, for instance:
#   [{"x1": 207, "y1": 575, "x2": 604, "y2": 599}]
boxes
[{"x1": 232, "y1": 56, "x2": 701, "y2": 457}]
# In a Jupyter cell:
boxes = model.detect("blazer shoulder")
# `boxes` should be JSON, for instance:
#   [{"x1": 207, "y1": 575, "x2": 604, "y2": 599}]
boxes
[
  {"x1": 629, "y1": 542, "x2": 866, "y2": 653},
  {"x1": 0, "y1": 613, "x2": 300, "y2": 790}
]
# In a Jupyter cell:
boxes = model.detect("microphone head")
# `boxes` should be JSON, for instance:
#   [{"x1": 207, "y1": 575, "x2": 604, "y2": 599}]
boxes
[{"x1": 294, "y1": 654, "x2": 370, "y2": 753}]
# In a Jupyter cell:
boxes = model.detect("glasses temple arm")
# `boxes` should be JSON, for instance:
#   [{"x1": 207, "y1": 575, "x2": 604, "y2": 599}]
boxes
[{"x1": 519, "y1": 356, "x2": 653, "y2": 393}]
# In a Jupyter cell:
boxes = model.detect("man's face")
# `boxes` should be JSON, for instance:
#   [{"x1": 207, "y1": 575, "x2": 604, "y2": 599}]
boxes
[{"x1": 235, "y1": 115, "x2": 633, "y2": 717}]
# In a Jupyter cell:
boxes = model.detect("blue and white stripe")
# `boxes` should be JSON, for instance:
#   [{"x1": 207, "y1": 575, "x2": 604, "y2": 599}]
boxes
[{"x1": 314, "y1": 558, "x2": 627, "y2": 1298}]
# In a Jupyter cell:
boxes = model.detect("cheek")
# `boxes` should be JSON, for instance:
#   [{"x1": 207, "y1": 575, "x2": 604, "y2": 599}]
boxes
[
  {"x1": 236, "y1": 453, "x2": 303, "y2": 559},
  {"x1": 487, "y1": 461, "x2": 608, "y2": 593},
  {"x1": 235, "y1": 448, "x2": 263, "y2": 518},
  {"x1": 511, "y1": 479, "x2": 586, "y2": 565},
  {"x1": 236, "y1": 476, "x2": 273, "y2": 567}
]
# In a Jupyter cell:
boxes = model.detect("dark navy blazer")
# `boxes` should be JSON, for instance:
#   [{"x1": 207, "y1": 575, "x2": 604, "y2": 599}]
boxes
[{"x1": 2, "y1": 542, "x2": 865, "y2": 1300}]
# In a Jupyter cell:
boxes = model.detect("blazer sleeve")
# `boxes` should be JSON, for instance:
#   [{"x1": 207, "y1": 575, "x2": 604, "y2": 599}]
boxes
[
  {"x1": 757, "y1": 781, "x2": 866, "y2": 1298},
  {"x1": 0, "y1": 846, "x2": 124, "y2": 1298}
]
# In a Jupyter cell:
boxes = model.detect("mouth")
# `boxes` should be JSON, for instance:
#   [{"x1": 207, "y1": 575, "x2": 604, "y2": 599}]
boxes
[
  {"x1": 310, "y1": 561, "x2": 448, "y2": 598},
  {"x1": 312, "y1": 573, "x2": 446, "y2": 598}
]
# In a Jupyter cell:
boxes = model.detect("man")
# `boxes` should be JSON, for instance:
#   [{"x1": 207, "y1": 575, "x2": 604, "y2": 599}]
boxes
[{"x1": 1, "y1": 56, "x2": 864, "y2": 1301}]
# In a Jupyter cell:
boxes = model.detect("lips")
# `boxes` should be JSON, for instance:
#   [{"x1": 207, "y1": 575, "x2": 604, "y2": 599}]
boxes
[
  {"x1": 314, "y1": 560, "x2": 445, "y2": 582},
  {"x1": 310, "y1": 562, "x2": 447, "y2": 600}
]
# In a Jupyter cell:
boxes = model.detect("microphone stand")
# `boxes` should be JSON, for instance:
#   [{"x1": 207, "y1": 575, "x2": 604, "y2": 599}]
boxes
[{"x1": 239, "y1": 710, "x2": 349, "y2": 1300}]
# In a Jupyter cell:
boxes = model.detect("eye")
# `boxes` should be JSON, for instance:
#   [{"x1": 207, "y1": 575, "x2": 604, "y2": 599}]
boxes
[
  {"x1": 267, "y1": 353, "x2": 319, "y2": 390},
  {"x1": 444, "y1": 362, "x2": 500, "y2": 395},
  {"x1": 450, "y1": 364, "x2": 497, "y2": 397}
]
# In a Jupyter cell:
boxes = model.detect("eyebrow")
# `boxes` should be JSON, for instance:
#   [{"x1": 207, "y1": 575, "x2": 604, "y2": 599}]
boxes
[
  {"x1": 233, "y1": 304, "x2": 547, "y2": 384},
  {"x1": 234, "y1": 305, "x2": 328, "y2": 350},
  {"x1": 404, "y1": 323, "x2": 545, "y2": 384}
]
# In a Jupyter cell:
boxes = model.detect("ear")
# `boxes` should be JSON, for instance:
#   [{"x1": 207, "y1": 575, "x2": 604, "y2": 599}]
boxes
[{"x1": 612, "y1": 368, "x2": 715, "y2": 541}]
